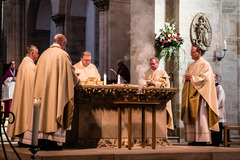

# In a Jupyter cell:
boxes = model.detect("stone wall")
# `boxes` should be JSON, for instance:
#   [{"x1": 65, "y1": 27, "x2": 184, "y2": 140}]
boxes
[
  {"x1": 238, "y1": 1, "x2": 240, "y2": 127},
  {"x1": 153, "y1": 0, "x2": 240, "y2": 141},
  {"x1": 175, "y1": 0, "x2": 239, "y2": 140},
  {"x1": 108, "y1": 0, "x2": 131, "y2": 80}
]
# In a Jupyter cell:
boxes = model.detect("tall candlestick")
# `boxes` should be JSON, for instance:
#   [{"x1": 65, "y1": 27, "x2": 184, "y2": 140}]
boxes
[
  {"x1": 1, "y1": 99, "x2": 4, "y2": 119},
  {"x1": 32, "y1": 97, "x2": 41, "y2": 147},
  {"x1": 117, "y1": 74, "x2": 121, "y2": 84},
  {"x1": 224, "y1": 40, "x2": 227, "y2": 50},
  {"x1": 104, "y1": 73, "x2": 107, "y2": 85}
]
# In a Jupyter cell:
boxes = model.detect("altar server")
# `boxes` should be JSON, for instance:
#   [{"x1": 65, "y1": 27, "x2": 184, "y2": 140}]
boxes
[{"x1": 2, "y1": 61, "x2": 17, "y2": 117}]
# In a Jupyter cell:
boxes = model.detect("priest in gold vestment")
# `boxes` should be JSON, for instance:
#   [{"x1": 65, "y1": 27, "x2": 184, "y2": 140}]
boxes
[
  {"x1": 144, "y1": 57, "x2": 174, "y2": 130},
  {"x1": 181, "y1": 46, "x2": 219, "y2": 145},
  {"x1": 7, "y1": 45, "x2": 39, "y2": 145},
  {"x1": 33, "y1": 34, "x2": 79, "y2": 150},
  {"x1": 73, "y1": 51, "x2": 101, "y2": 81}
]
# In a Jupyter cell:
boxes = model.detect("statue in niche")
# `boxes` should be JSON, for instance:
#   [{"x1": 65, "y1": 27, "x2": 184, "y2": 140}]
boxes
[{"x1": 190, "y1": 13, "x2": 212, "y2": 51}]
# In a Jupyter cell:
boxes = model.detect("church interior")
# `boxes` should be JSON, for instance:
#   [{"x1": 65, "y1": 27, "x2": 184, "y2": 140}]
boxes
[{"x1": 0, "y1": 0, "x2": 240, "y2": 159}]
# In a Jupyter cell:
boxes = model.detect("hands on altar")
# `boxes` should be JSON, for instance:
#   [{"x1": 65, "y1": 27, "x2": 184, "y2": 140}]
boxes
[{"x1": 147, "y1": 78, "x2": 155, "y2": 85}]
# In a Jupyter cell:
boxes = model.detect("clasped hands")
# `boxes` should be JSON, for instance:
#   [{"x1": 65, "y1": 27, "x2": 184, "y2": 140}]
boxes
[
  {"x1": 185, "y1": 74, "x2": 192, "y2": 81},
  {"x1": 12, "y1": 77, "x2": 16, "y2": 81}
]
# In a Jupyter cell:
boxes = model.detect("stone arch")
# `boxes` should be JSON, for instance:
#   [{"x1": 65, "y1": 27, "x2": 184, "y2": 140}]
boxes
[
  {"x1": 27, "y1": 0, "x2": 99, "y2": 65},
  {"x1": 27, "y1": 0, "x2": 52, "y2": 55},
  {"x1": 65, "y1": 0, "x2": 98, "y2": 65}
]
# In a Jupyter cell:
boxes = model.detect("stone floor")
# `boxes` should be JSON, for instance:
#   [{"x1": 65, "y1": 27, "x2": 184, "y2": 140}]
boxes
[{"x1": 0, "y1": 144, "x2": 240, "y2": 160}]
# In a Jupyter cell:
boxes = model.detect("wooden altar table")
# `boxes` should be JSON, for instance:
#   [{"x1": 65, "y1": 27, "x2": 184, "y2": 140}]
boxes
[{"x1": 114, "y1": 101, "x2": 160, "y2": 150}]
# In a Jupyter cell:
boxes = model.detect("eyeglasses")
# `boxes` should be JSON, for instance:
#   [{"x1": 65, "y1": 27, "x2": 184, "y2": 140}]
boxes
[{"x1": 191, "y1": 51, "x2": 198, "y2": 54}]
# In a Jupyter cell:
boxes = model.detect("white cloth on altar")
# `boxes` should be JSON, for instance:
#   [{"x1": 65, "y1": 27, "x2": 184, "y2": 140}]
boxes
[{"x1": 2, "y1": 77, "x2": 15, "y2": 101}]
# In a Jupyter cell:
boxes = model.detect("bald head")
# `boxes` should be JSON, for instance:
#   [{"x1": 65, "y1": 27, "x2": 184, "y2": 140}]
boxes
[{"x1": 53, "y1": 34, "x2": 67, "y2": 49}]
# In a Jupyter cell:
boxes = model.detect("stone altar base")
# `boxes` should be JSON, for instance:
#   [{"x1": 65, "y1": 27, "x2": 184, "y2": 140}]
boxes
[
  {"x1": 1, "y1": 144, "x2": 240, "y2": 160},
  {"x1": 66, "y1": 85, "x2": 178, "y2": 149},
  {"x1": 65, "y1": 103, "x2": 167, "y2": 148}
]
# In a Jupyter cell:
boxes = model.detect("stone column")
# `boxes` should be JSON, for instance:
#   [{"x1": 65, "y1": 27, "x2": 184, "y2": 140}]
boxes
[
  {"x1": 0, "y1": 0, "x2": 3, "y2": 98},
  {"x1": 165, "y1": 0, "x2": 180, "y2": 140},
  {"x1": 238, "y1": 1, "x2": 240, "y2": 126},
  {"x1": 93, "y1": 0, "x2": 109, "y2": 75},
  {"x1": 51, "y1": 14, "x2": 65, "y2": 34},
  {"x1": 5, "y1": 0, "x2": 24, "y2": 66}
]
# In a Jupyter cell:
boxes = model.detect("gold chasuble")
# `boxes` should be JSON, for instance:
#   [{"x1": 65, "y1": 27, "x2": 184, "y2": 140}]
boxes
[
  {"x1": 73, "y1": 62, "x2": 101, "y2": 81},
  {"x1": 145, "y1": 69, "x2": 174, "y2": 130},
  {"x1": 181, "y1": 58, "x2": 219, "y2": 131},
  {"x1": 34, "y1": 45, "x2": 78, "y2": 142},
  {"x1": 7, "y1": 57, "x2": 36, "y2": 138}
]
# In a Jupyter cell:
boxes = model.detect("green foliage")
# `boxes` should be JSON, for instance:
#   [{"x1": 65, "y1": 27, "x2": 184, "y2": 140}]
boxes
[{"x1": 155, "y1": 20, "x2": 184, "y2": 63}]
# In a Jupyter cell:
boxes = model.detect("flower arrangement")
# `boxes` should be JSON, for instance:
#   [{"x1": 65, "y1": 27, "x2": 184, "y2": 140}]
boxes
[{"x1": 155, "y1": 20, "x2": 184, "y2": 61}]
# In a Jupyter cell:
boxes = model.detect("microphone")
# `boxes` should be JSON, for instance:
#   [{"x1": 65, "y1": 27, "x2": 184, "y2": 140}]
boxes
[{"x1": 110, "y1": 68, "x2": 117, "y2": 76}]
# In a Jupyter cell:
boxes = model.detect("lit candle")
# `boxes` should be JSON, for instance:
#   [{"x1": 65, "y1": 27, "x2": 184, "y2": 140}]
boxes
[
  {"x1": 1, "y1": 100, "x2": 4, "y2": 119},
  {"x1": 117, "y1": 74, "x2": 121, "y2": 84},
  {"x1": 224, "y1": 40, "x2": 227, "y2": 50},
  {"x1": 104, "y1": 73, "x2": 107, "y2": 85},
  {"x1": 32, "y1": 97, "x2": 41, "y2": 147}
]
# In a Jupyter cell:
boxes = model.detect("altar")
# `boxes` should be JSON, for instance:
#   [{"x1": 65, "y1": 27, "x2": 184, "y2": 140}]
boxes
[{"x1": 65, "y1": 84, "x2": 178, "y2": 149}]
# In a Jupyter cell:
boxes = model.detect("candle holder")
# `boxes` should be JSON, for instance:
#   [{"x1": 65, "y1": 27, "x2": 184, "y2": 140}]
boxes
[
  {"x1": 29, "y1": 147, "x2": 39, "y2": 160},
  {"x1": 217, "y1": 49, "x2": 227, "y2": 61},
  {"x1": 0, "y1": 108, "x2": 21, "y2": 160},
  {"x1": 29, "y1": 97, "x2": 41, "y2": 160}
]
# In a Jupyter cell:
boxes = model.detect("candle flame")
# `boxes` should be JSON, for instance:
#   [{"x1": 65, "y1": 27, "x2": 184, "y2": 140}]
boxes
[{"x1": 34, "y1": 97, "x2": 41, "y2": 102}]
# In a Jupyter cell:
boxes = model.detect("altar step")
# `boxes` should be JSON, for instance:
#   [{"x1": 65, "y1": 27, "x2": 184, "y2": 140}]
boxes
[{"x1": 1, "y1": 144, "x2": 240, "y2": 160}]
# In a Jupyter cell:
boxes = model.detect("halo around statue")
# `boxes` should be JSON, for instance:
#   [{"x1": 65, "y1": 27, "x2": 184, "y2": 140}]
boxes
[{"x1": 190, "y1": 12, "x2": 212, "y2": 51}]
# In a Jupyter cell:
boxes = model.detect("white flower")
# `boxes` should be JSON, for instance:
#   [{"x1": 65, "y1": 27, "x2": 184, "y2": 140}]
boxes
[
  {"x1": 165, "y1": 22, "x2": 170, "y2": 27},
  {"x1": 155, "y1": 32, "x2": 161, "y2": 38}
]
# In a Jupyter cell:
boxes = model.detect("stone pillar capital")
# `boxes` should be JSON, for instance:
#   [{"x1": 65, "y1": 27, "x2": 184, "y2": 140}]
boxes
[
  {"x1": 51, "y1": 14, "x2": 65, "y2": 27},
  {"x1": 92, "y1": 0, "x2": 109, "y2": 12}
]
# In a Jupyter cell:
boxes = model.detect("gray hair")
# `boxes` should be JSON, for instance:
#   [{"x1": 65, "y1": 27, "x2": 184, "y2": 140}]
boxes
[
  {"x1": 26, "y1": 45, "x2": 37, "y2": 55},
  {"x1": 81, "y1": 51, "x2": 91, "y2": 58},
  {"x1": 150, "y1": 57, "x2": 159, "y2": 63}
]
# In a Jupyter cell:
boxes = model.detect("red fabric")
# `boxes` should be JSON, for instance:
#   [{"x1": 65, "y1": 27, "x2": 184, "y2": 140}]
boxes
[
  {"x1": 3, "y1": 69, "x2": 18, "y2": 81},
  {"x1": 3, "y1": 99, "x2": 12, "y2": 117}
]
